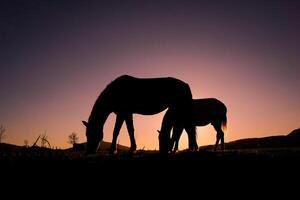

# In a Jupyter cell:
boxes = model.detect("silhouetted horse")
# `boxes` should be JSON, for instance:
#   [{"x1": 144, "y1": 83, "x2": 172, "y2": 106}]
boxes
[
  {"x1": 159, "y1": 98, "x2": 227, "y2": 152},
  {"x1": 82, "y1": 75, "x2": 197, "y2": 154}
]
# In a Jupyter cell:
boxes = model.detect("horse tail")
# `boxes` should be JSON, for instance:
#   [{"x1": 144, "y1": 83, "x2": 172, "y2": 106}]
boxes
[{"x1": 221, "y1": 114, "x2": 227, "y2": 132}]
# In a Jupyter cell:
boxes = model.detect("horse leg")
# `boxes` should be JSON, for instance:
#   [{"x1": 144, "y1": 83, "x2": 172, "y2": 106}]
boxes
[
  {"x1": 125, "y1": 114, "x2": 137, "y2": 154},
  {"x1": 110, "y1": 114, "x2": 125, "y2": 154},
  {"x1": 212, "y1": 122, "x2": 225, "y2": 151},
  {"x1": 171, "y1": 126, "x2": 184, "y2": 152},
  {"x1": 185, "y1": 126, "x2": 198, "y2": 151}
]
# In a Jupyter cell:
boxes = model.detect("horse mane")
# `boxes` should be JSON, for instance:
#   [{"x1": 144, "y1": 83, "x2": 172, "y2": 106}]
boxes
[{"x1": 89, "y1": 75, "x2": 133, "y2": 121}]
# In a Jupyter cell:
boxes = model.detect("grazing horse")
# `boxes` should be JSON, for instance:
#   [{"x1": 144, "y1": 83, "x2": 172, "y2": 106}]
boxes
[
  {"x1": 82, "y1": 75, "x2": 197, "y2": 154},
  {"x1": 159, "y1": 98, "x2": 227, "y2": 152}
]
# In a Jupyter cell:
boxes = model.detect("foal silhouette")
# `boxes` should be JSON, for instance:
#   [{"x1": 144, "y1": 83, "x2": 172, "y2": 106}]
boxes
[
  {"x1": 82, "y1": 75, "x2": 197, "y2": 154},
  {"x1": 158, "y1": 98, "x2": 227, "y2": 152}
]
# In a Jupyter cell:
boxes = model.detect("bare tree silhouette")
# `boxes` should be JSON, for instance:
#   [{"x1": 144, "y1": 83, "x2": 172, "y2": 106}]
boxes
[
  {"x1": 68, "y1": 132, "x2": 79, "y2": 145},
  {"x1": 32, "y1": 135, "x2": 41, "y2": 147},
  {"x1": 0, "y1": 125, "x2": 6, "y2": 143},
  {"x1": 40, "y1": 132, "x2": 51, "y2": 148},
  {"x1": 31, "y1": 131, "x2": 51, "y2": 148}
]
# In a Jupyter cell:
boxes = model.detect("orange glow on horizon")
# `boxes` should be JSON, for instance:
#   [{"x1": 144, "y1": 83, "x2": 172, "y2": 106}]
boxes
[{"x1": 4, "y1": 71, "x2": 300, "y2": 150}]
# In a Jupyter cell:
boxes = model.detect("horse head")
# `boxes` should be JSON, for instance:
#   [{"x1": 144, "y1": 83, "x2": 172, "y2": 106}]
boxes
[{"x1": 82, "y1": 120, "x2": 102, "y2": 154}]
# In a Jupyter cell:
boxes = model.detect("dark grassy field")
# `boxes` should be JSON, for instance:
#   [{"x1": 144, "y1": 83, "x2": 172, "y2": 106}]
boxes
[
  {"x1": 1, "y1": 142, "x2": 299, "y2": 195},
  {"x1": 1, "y1": 129, "x2": 299, "y2": 182},
  {"x1": 1, "y1": 143, "x2": 299, "y2": 169}
]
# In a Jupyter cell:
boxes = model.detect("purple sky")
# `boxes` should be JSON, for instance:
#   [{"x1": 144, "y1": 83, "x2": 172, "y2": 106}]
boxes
[{"x1": 0, "y1": 0, "x2": 299, "y2": 149}]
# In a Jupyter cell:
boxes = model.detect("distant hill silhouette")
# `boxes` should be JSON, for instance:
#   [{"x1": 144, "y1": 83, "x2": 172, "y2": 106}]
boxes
[
  {"x1": 288, "y1": 128, "x2": 300, "y2": 137},
  {"x1": 0, "y1": 143, "x2": 22, "y2": 152},
  {"x1": 203, "y1": 128, "x2": 300, "y2": 150},
  {"x1": 0, "y1": 140, "x2": 130, "y2": 154}
]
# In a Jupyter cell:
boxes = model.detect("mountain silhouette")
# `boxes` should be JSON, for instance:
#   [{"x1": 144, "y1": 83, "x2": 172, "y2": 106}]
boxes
[
  {"x1": 202, "y1": 128, "x2": 300, "y2": 150},
  {"x1": 288, "y1": 128, "x2": 300, "y2": 137}
]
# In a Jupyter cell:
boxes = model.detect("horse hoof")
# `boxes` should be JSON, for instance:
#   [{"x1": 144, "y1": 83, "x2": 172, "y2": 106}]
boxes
[
  {"x1": 171, "y1": 150, "x2": 178, "y2": 154},
  {"x1": 128, "y1": 150, "x2": 136, "y2": 155},
  {"x1": 159, "y1": 149, "x2": 169, "y2": 155},
  {"x1": 109, "y1": 149, "x2": 118, "y2": 155},
  {"x1": 128, "y1": 148, "x2": 137, "y2": 154}
]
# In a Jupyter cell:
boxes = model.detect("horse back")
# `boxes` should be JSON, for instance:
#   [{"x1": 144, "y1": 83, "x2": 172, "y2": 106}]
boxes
[
  {"x1": 103, "y1": 75, "x2": 193, "y2": 114},
  {"x1": 192, "y1": 98, "x2": 227, "y2": 124}
]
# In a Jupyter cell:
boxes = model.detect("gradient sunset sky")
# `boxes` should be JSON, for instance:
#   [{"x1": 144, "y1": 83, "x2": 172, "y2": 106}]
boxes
[{"x1": 1, "y1": 0, "x2": 299, "y2": 149}]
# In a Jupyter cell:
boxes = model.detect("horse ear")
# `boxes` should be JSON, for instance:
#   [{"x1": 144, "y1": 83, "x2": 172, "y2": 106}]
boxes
[
  {"x1": 82, "y1": 121, "x2": 88, "y2": 127},
  {"x1": 157, "y1": 130, "x2": 161, "y2": 134}
]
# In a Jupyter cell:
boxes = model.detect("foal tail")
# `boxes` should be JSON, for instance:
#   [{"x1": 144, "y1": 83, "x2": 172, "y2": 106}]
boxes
[{"x1": 221, "y1": 114, "x2": 227, "y2": 132}]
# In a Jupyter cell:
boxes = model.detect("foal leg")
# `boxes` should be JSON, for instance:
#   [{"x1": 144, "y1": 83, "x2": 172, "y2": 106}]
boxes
[
  {"x1": 212, "y1": 122, "x2": 225, "y2": 151},
  {"x1": 185, "y1": 126, "x2": 198, "y2": 151},
  {"x1": 110, "y1": 114, "x2": 125, "y2": 154},
  {"x1": 125, "y1": 114, "x2": 137, "y2": 154}
]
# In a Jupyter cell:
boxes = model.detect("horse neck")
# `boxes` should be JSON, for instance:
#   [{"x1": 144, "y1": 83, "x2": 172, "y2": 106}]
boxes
[{"x1": 89, "y1": 100, "x2": 111, "y2": 128}]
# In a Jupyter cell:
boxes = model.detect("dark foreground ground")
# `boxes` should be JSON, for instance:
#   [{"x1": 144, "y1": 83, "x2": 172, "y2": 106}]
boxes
[
  {"x1": 1, "y1": 146, "x2": 300, "y2": 172},
  {"x1": 2, "y1": 128, "x2": 299, "y2": 172},
  {"x1": 2, "y1": 128, "x2": 299, "y2": 195},
  {"x1": 1, "y1": 147, "x2": 299, "y2": 197}
]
